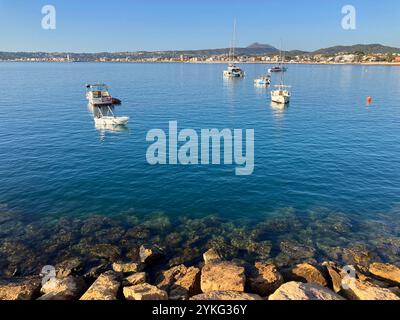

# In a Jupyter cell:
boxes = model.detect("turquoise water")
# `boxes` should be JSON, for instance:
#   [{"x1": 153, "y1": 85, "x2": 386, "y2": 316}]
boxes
[{"x1": 0, "y1": 62, "x2": 400, "y2": 274}]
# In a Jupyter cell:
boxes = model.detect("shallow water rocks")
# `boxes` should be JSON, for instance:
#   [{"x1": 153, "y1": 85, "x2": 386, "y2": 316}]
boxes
[
  {"x1": 112, "y1": 261, "x2": 142, "y2": 273},
  {"x1": 88, "y1": 244, "x2": 121, "y2": 261},
  {"x1": 80, "y1": 271, "x2": 120, "y2": 300},
  {"x1": 342, "y1": 244, "x2": 378, "y2": 268},
  {"x1": 201, "y1": 262, "x2": 245, "y2": 293},
  {"x1": 39, "y1": 276, "x2": 86, "y2": 300},
  {"x1": 342, "y1": 279, "x2": 400, "y2": 300},
  {"x1": 203, "y1": 248, "x2": 222, "y2": 264},
  {"x1": 288, "y1": 263, "x2": 328, "y2": 287},
  {"x1": 139, "y1": 244, "x2": 164, "y2": 264},
  {"x1": 368, "y1": 263, "x2": 400, "y2": 285},
  {"x1": 269, "y1": 281, "x2": 344, "y2": 300},
  {"x1": 124, "y1": 272, "x2": 147, "y2": 286},
  {"x1": 191, "y1": 291, "x2": 263, "y2": 300},
  {"x1": 55, "y1": 258, "x2": 83, "y2": 278},
  {"x1": 123, "y1": 283, "x2": 168, "y2": 300},
  {"x1": 0, "y1": 277, "x2": 41, "y2": 300},
  {"x1": 247, "y1": 262, "x2": 283, "y2": 296}
]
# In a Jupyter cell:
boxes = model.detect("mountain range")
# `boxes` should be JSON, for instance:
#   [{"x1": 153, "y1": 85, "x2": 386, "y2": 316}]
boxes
[{"x1": 0, "y1": 43, "x2": 399, "y2": 61}]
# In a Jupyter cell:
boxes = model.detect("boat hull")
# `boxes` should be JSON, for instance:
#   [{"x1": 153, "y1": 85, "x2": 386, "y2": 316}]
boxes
[
  {"x1": 271, "y1": 94, "x2": 290, "y2": 104},
  {"x1": 94, "y1": 116, "x2": 129, "y2": 126}
]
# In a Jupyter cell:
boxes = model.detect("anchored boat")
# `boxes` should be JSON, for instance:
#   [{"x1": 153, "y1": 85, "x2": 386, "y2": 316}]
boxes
[
  {"x1": 254, "y1": 74, "x2": 271, "y2": 87},
  {"x1": 271, "y1": 84, "x2": 291, "y2": 104},
  {"x1": 86, "y1": 83, "x2": 129, "y2": 125},
  {"x1": 223, "y1": 19, "x2": 245, "y2": 78}
]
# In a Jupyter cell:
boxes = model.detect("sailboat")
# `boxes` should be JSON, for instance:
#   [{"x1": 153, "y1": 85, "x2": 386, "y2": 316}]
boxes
[
  {"x1": 270, "y1": 51, "x2": 291, "y2": 104},
  {"x1": 268, "y1": 47, "x2": 287, "y2": 73},
  {"x1": 223, "y1": 19, "x2": 245, "y2": 78}
]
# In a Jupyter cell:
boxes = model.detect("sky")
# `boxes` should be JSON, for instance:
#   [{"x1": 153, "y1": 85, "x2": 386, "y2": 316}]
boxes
[{"x1": 0, "y1": 0, "x2": 399, "y2": 52}]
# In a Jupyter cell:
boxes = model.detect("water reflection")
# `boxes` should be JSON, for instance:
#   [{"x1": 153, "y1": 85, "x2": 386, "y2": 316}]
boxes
[{"x1": 270, "y1": 101, "x2": 289, "y2": 121}]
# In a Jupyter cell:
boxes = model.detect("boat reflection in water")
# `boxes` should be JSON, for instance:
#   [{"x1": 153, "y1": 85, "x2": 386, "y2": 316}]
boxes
[{"x1": 270, "y1": 101, "x2": 289, "y2": 121}]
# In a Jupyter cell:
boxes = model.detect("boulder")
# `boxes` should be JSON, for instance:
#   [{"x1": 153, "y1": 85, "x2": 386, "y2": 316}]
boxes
[
  {"x1": 156, "y1": 265, "x2": 188, "y2": 291},
  {"x1": 169, "y1": 266, "x2": 201, "y2": 300},
  {"x1": 123, "y1": 272, "x2": 147, "y2": 286},
  {"x1": 269, "y1": 281, "x2": 345, "y2": 300},
  {"x1": 288, "y1": 263, "x2": 328, "y2": 287},
  {"x1": 203, "y1": 248, "x2": 222, "y2": 264},
  {"x1": 191, "y1": 291, "x2": 263, "y2": 300},
  {"x1": 80, "y1": 271, "x2": 120, "y2": 300},
  {"x1": 123, "y1": 283, "x2": 168, "y2": 300},
  {"x1": 39, "y1": 276, "x2": 86, "y2": 300},
  {"x1": 0, "y1": 277, "x2": 41, "y2": 300},
  {"x1": 322, "y1": 261, "x2": 343, "y2": 293},
  {"x1": 342, "y1": 279, "x2": 400, "y2": 300},
  {"x1": 55, "y1": 258, "x2": 83, "y2": 278},
  {"x1": 369, "y1": 263, "x2": 400, "y2": 285},
  {"x1": 112, "y1": 262, "x2": 142, "y2": 273},
  {"x1": 201, "y1": 262, "x2": 245, "y2": 293},
  {"x1": 139, "y1": 244, "x2": 164, "y2": 264},
  {"x1": 247, "y1": 262, "x2": 283, "y2": 296}
]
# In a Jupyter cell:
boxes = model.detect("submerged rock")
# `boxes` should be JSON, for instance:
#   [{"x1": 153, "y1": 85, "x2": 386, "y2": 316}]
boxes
[
  {"x1": 247, "y1": 262, "x2": 283, "y2": 296},
  {"x1": 55, "y1": 258, "x2": 83, "y2": 278},
  {"x1": 80, "y1": 271, "x2": 120, "y2": 300},
  {"x1": 191, "y1": 291, "x2": 263, "y2": 301},
  {"x1": 123, "y1": 283, "x2": 168, "y2": 300},
  {"x1": 368, "y1": 263, "x2": 400, "y2": 285},
  {"x1": 201, "y1": 262, "x2": 245, "y2": 293},
  {"x1": 288, "y1": 263, "x2": 328, "y2": 287},
  {"x1": 342, "y1": 244, "x2": 378, "y2": 268},
  {"x1": 269, "y1": 281, "x2": 344, "y2": 300},
  {"x1": 0, "y1": 277, "x2": 41, "y2": 300}
]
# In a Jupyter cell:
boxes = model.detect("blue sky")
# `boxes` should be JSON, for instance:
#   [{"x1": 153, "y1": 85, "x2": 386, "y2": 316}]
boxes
[{"x1": 0, "y1": 0, "x2": 399, "y2": 52}]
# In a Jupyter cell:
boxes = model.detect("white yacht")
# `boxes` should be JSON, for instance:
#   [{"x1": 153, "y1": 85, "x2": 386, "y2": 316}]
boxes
[
  {"x1": 223, "y1": 19, "x2": 244, "y2": 78},
  {"x1": 254, "y1": 74, "x2": 271, "y2": 87},
  {"x1": 271, "y1": 84, "x2": 291, "y2": 104}
]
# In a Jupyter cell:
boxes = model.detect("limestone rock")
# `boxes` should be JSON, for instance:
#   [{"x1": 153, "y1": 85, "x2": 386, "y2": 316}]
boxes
[
  {"x1": 123, "y1": 283, "x2": 168, "y2": 300},
  {"x1": 322, "y1": 261, "x2": 343, "y2": 293},
  {"x1": 369, "y1": 263, "x2": 400, "y2": 285},
  {"x1": 170, "y1": 266, "x2": 201, "y2": 300},
  {"x1": 156, "y1": 265, "x2": 188, "y2": 291},
  {"x1": 191, "y1": 291, "x2": 263, "y2": 300},
  {"x1": 80, "y1": 271, "x2": 120, "y2": 300},
  {"x1": 342, "y1": 244, "x2": 378, "y2": 268},
  {"x1": 139, "y1": 244, "x2": 163, "y2": 264},
  {"x1": 0, "y1": 277, "x2": 41, "y2": 300},
  {"x1": 203, "y1": 248, "x2": 222, "y2": 264},
  {"x1": 39, "y1": 276, "x2": 86, "y2": 300},
  {"x1": 269, "y1": 281, "x2": 344, "y2": 300},
  {"x1": 201, "y1": 262, "x2": 245, "y2": 293},
  {"x1": 247, "y1": 262, "x2": 283, "y2": 296},
  {"x1": 123, "y1": 272, "x2": 147, "y2": 286},
  {"x1": 55, "y1": 258, "x2": 83, "y2": 278},
  {"x1": 112, "y1": 261, "x2": 142, "y2": 273},
  {"x1": 342, "y1": 279, "x2": 400, "y2": 300},
  {"x1": 289, "y1": 263, "x2": 328, "y2": 287}
]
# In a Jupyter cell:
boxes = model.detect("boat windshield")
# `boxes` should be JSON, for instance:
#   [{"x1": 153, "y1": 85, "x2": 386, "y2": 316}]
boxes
[{"x1": 88, "y1": 85, "x2": 108, "y2": 92}]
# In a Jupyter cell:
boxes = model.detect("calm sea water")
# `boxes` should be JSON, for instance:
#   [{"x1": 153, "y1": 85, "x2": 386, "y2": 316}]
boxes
[{"x1": 0, "y1": 62, "x2": 400, "y2": 271}]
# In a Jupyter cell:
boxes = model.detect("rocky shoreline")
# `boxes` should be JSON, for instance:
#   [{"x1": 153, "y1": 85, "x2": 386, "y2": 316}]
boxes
[{"x1": 0, "y1": 245, "x2": 399, "y2": 300}]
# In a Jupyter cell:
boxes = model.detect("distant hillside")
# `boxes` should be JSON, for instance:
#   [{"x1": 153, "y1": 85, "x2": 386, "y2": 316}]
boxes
[{"x1": 312, "y1": 44, "x2": 400, "y2": 55}]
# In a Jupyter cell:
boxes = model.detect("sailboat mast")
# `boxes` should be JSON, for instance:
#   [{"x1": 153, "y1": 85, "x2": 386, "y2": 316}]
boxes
[{"x1": 232, "y1": 18, "x2": 237, "y2": 62}]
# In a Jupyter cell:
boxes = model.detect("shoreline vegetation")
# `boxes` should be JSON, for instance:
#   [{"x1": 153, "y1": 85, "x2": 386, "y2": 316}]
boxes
[{"x1": 0, "y1": 208, "x2": 399, "y2": 300}]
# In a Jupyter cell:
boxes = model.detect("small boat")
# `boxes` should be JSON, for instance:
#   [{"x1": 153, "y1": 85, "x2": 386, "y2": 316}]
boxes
[
  {"x1": 86, "y1": 84, "x2": 129, "y2": 125},
  {"x1": 271, "y1": 84, "x2": 291, "y2": 104},
  {"x1": 223, "y1": 19, "x2": 245, "y2": 78},
  {"x1": 254, "y1": 74, "x2": 271, "y2": 86},
  {"x1": 268, "y1": 66, "x2": 287, "y2": 73},
  {"x1": 86, "y1": 83, "x2": 121, "y2": 106}
]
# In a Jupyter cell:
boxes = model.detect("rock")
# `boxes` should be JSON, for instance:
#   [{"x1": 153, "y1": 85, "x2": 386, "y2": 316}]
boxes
[
  {"x1": 170, "y1": 267, "x2": 201, "y2": 300},
  {"x1": 139, "y1": 244, "x2": 163, "y2": 264},
  {"x1": 280, "y1": 240, "x2": 316, "y2": 259},
  {"x1": 39, "y1": 276, "x2": 86, "y2": 300},
  {"x1": 342, "y1": 244, "x2": 378, "y2": 268},
  {"x1": 80, "y1": 271, "x2": 120, "y2": 300},
  {"x1": 123, "y1": 272, "x2": 147, "y2": 286},
  {"x1": 112, "y1": 262, "x2": 142, "y2": 273},
  {"x1": 123, "y1": 283, "x2": 168, "y2": 300},
  {"x1": 191, "y1": 291, "x2": 263, "y2": 300},
  {"x1": 156, "y1": 265, "x2": 188, "y2": 291},
  {"x1": 322, "y1": 261, "x2": 343, "y2": 293},
  {"x1": 201, "y1": 262, "x2": 245, "y2": 293},
  {"x1": 55, "y1": 258, "x2": 83, "y2": 278},
  {"x1": 342, "y1": 279, "x2": 400, "y2": 300},
  {"x1": 247, "y1": 262, "x2": 283, "y2": 296},
  {"x1": 288, "y1": 263, "x2": 328, "y2": 287},
  {"x1": 369, "y1": 263, "x2": 400, "y2": 285},
  {"x1": 83, "y1": 262, "x2": 110, "y2": 280},
  {"x1": 88, "y1": 244, "x2": 121, "y2": 261},
  {"x1": 203, "y1": 248, "x2": 222, "y2": 264},
  {"x1": 269, "y1": 281, "x2": 345, "y2": 300},
  {"x1": 0, "y1": 277, "x2": 41, "y2": 300}
]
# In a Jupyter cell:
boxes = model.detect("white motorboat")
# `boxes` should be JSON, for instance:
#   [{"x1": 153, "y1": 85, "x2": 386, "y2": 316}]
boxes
[
  {"x1": 254, "y1": 74, "x2": 271, "y2": 87},
  {"x1": 92, "y1": 105, "x2": 129, "y2": 126},
  {"x1": 223, "y1": 19, "x2": 245, "y2": 78},
  {"x1": 86, "y1": 83, "x2": 122, "y2": 106},
  {"x1": 271, "y1": 84, "x2": 291, "y2": 104}
]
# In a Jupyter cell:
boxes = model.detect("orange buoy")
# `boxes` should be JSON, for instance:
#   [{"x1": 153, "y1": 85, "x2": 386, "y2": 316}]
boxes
[{"x1": 366, "y1": 96, "x2": 372, "y2": 106}]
